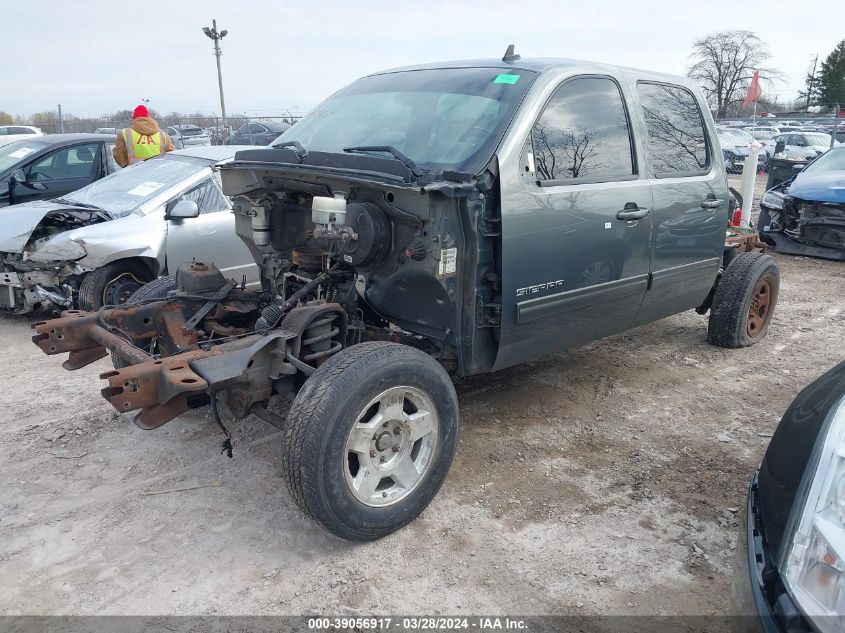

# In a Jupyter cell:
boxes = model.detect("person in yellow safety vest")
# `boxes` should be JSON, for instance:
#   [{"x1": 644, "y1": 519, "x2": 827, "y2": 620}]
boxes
[{"x1": 112, "y1": 105, "x2": 176, "y2": 168}]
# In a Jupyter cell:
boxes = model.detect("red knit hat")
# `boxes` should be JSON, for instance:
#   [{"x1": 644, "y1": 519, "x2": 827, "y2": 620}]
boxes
[{"x1": 132, "y1": 105, "x2": 149, "y2": 120}]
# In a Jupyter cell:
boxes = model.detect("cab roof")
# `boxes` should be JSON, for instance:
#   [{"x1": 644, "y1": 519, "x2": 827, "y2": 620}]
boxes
[{"x1": 371, "y1": 57, "x2": 699, "y2": 89}]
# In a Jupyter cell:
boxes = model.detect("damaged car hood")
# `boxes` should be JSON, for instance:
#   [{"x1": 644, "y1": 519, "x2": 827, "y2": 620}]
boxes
[
  {"x1": 0, "y1": 200, "x2": 110, "y2": 253},
  {"x1": 788, "y1": 172, "x2": 845, "y2": 204}
]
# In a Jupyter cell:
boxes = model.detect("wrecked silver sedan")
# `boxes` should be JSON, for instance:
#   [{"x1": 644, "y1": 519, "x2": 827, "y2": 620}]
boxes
[{"x1": 0, "y1": 146, "x2": 259, "y2": 312}]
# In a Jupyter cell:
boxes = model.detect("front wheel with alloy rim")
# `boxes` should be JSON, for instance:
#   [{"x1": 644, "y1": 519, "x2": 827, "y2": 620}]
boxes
[
  {"x1": 78, "y1": 260, "x2": 154, "y2": 312},
  {"x1": 281, "y1": 342, "x2": 459, "y2": 541}
]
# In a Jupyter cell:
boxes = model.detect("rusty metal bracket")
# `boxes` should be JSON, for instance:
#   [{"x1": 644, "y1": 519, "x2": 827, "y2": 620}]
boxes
[
  {"x1": 100, "y1": 356, "x2": 209, "y2": 429},
  {"x1": 183, "y1": 280, "x2": 237, "y2": 330},
  {"x1": 33, "y1": 306, "x2": 301, "y2": 429},
  {"x1": 32, "y1": 309, "x2": 152, "y2": 368},
  {"x1": 726, "y1": 229, "x2": 767, "y2": 254}
]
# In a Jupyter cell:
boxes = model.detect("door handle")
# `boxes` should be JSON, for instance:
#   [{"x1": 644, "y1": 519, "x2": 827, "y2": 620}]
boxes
[
  {"x1": 701, "y1": 198, "x2": 724, "y2": 210},
  {"x1": 616, "y1": 207, "x2": 649, "y2": 221}
]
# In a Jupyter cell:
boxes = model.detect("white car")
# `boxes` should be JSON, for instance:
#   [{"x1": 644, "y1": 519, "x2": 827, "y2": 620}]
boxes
[
  {"x1": 763, "y1": 132, "x2": 839, "y2": 162},
  {"x1": 0, "y1": 125, "x2": 42, "y2": 148},
  {"x1": 166, "y1": 124, "x2": 211, "y2": 149},
  {"x1": 0, "y1": 146, "x2": 260, "y2": 313},
  {"x1": 744, "y1": 126, "x2": 779, "y2": 140}
]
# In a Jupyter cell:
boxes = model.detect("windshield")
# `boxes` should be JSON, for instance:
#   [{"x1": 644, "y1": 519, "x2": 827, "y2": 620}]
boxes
[
  {"x1": 179, "y1": 127, "x2": 204, "y2": 136},
  {"x1": 0, "y1": 139, "x2": 49, "y2": 173},
  {"x1": 60, "y1": 154, "x2": 212, "y2": 217},
  {"x1": 804, "y1": 148, "x2": 845, "y2": 174},
  {"x1": 805, "y1": 133, "x2": 833, "y2": 146},
  {"x1": 271, "y1": 67, "x2": 539, "y2": 174}
]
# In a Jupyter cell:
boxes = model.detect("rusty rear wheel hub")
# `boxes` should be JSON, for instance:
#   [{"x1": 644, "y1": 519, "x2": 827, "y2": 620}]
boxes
[{"x1": 746, "y1": 277, "x2": 773, "y2": 340}]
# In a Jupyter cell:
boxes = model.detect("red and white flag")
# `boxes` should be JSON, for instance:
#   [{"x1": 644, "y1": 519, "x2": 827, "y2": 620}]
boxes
[{"x1": 743, "y1": 70, "x2": 761, "y2": 108}]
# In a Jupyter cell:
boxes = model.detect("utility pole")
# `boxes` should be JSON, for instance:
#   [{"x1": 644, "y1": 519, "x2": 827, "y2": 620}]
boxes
[
  {"x1": 57, "y1": 104, "x2": 64, "y2": 133},
  {"x1": 833, "y1": 103, "x2": 840, "y2": 150},
  {"x1": 202, "y1": 19, "x2": 228, "y2": 142}
]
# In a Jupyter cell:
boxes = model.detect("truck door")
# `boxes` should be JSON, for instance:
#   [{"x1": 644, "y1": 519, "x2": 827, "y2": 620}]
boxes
[
  {"x1": 495, "y1": 75, "x2": 652, "y2": 370},
  {"x1": 164, "y1": 174, "x2": 259, "y2": 286},
  {"x1": 631, "y1": 81, "x2": 727, "y2": 326}
]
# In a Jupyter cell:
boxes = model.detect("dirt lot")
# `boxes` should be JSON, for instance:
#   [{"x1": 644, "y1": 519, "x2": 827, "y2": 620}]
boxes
[{"x1": 2, "y1": 176, "x2": 843, "y2": 616}]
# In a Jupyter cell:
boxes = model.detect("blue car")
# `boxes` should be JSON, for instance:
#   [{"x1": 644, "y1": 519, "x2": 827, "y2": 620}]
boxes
[{"x1": 759, "y1": 147, "x2": 845, "y2": 260}]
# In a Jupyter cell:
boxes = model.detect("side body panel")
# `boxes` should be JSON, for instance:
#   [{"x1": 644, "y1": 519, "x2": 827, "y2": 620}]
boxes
[
  {"x1": 493, "y1": 67, "x2": 652, "y2": 371},
  {"x1": 628, "y1": 77, "x2": 727, "y2": 325}
]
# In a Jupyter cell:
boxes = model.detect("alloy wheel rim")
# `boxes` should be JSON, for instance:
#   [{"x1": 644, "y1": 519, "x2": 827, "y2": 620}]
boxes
[{"x1": 343, "y1": 385, "x2": 438, "y2": 507}]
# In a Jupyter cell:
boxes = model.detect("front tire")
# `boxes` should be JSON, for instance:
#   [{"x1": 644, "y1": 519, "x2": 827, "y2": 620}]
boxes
[
  {"x1": 78, "y1": 261, "x2": 154, "y2": 312},
  {"x1": 281, "y1": 342, "x2": 459, "y2": 541},
  {"x1": 707, "y1": 252, "x2": 779, "y2": 348}
]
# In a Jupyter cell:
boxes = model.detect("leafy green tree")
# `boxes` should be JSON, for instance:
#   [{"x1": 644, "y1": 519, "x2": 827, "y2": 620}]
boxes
[
  {"x1": 798, "y1": 69, "x2": 822, "y2": 107},
  {"x1": 817, "y1": 40, "x2": 845, "y2": 106}
]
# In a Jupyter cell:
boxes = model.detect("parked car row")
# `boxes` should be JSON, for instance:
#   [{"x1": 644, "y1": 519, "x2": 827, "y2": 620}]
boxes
[
  {"x1": 762, "y1": 131, "x2": 839, "y2": 162},
  {"x1": 2, "y1": 120, "x2": 298, "y2": 150},
  {"x1": 715, "y1": 124, "x2": 841, "y2": 173},
  {"x1": 166, "y1": 124, "x2": 212, "y2": 148},
  {"x1": 716, "y1": 127, "x2": 760, "y2": 173},
  {"x1": 226, "y1": 120, "x2": 291, "y2": 145}
]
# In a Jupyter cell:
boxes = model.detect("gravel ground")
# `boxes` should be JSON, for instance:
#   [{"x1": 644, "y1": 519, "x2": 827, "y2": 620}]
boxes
[{"x1": 2, "y1": 174, "x2": 843, "y2": 616}]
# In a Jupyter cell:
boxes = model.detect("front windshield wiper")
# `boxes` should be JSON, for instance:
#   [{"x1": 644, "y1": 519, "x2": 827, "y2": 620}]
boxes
[
  {"x1": 343, "y1": 145, "x2": 423, "y2": 177},
  {"x1": 52, "y1": 198, "x2": 106, "y2": 211},
  {"x1": 271, "y1": 140, "x2": 308, "y2": 160}
]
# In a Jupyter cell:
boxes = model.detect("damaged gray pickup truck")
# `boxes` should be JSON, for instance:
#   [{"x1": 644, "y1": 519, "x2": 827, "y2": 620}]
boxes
[{"x1": 31, "y1": 53, "x2": 780, "y2": 540}]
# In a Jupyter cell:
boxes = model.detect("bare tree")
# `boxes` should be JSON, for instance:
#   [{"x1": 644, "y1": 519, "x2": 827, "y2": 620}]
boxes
[
  {"x1": 640, "y1": 84, "x2": 708, "y2": 173},
  {"x1": 560, "y1": 127, "x2": 603, "y2": 179},
  {"x1": 533, "y1": 122, "x2": 607, "y2": 181},
  {"x1": 688, "y1": 30, "x2": 781, "y2": 118}
]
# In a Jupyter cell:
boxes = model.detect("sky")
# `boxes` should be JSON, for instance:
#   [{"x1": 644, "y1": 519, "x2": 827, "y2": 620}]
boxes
[{"x1": 2, "y1": 0, "x2": 841, "y2": 118}]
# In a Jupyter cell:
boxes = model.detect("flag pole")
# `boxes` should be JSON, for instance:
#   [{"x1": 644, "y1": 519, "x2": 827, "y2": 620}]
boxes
[{"x1": 741, "y1": 99, "x2": 759, "y2": 228}]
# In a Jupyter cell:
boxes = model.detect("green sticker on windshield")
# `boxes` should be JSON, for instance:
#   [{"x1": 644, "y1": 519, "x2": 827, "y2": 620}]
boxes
[{"x1": 494, "y1": 73, "x2": 520, "y2": 84}]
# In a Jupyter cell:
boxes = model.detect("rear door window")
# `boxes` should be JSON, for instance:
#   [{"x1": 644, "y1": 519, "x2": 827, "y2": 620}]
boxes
[
  {"x1": 637, "y1": 82, "x2": 709, "y2": 176},
  {"x1": 530, "y1": 76, "x2": 635, "y2": 184}
]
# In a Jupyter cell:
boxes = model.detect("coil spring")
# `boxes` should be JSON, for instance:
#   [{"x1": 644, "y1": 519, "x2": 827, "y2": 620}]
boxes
[{"x1": 301, "y1": 313, "x2": 343, "y2": 363}]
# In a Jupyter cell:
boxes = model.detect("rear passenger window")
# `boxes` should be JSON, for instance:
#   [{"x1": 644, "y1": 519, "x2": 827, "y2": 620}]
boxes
[
  {"x1": 637, "y1": 82, "x2": 709, "y2": 176},
  {"x1": 531, "y1": 76, "x2": 634, "y2": 183}
]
